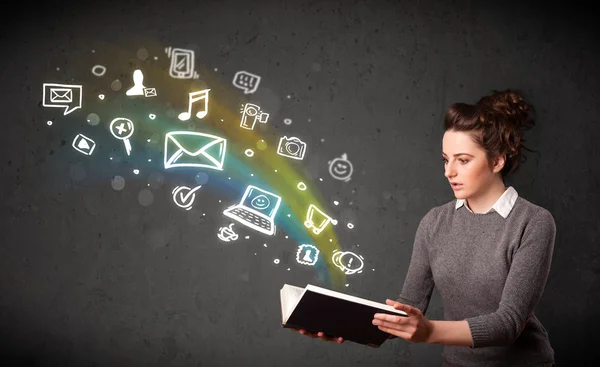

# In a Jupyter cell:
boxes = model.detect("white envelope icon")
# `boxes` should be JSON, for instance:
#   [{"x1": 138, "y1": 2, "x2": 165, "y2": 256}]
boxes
[
  {"x1": 144, "y1": 88, "x2": 157, "y2": 97},
  {"x1": 50, "y1": 88, "x2": 73, "y2": 103},
  {"x1": 164, "y1": 131, "x2": 227, "y2": 170}
]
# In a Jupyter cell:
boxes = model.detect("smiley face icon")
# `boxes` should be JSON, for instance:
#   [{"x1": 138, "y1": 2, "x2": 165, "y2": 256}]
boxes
[
  {"x1": 328, "y1": 153, "x2": 353, "y2": 182},
  {"x1": 251, "y1": 194, "x2": 271, "y2": 210}
]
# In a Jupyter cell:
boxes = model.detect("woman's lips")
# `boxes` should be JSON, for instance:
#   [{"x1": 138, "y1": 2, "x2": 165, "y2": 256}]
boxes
[{"x1": 451, "y1": 183, "x2": 463, "y2": 190}]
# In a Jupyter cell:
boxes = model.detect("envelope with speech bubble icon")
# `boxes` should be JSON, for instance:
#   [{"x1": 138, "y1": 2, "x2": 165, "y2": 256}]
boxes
[
  {"x1": 164, "y1": 131, "x2": 227, "y2": 170},
  {"x1": 50, "y1": 88, "x2": 73, "y2": 103}
]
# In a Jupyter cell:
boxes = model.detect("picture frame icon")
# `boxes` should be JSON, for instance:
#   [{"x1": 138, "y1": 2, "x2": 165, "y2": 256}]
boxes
[{"x1": 72, "y1": 134, "x2": 96, "y2": 155}]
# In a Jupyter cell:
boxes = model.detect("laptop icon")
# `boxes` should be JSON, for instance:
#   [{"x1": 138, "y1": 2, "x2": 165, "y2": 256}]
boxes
[{"x1": 223, "y1": 185, "x2": 282, "y2": 236}]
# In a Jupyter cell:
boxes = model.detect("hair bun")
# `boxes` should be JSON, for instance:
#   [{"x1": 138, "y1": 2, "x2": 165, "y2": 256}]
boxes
[{"x1": 476, "y1": 89, "x2": 534, "y2": 131}]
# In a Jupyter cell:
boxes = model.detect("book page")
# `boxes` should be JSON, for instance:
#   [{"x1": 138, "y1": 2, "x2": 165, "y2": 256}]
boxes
[
  {"x1": 280, "y1": 284, "x2": 306, "y2": 323},
  {"x1": 305, "y1": 284, "x2": 408, "y2": 316}
]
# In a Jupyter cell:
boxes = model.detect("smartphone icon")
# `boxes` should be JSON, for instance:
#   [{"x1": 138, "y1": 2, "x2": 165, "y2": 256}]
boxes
[{"x1": 168, "y1": 48, "x2": 195, "y2": 79}]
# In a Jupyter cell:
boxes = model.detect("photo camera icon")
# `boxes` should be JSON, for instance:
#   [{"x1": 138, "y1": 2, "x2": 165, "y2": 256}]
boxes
[{"x1": 277, "y1": 136, "x2": 307, "y2": 160}]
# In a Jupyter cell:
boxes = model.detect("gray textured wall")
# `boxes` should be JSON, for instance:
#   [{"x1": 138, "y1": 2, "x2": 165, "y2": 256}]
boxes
[{"x1": 1, "y1": 0, "x2": 599, "y2": 365}]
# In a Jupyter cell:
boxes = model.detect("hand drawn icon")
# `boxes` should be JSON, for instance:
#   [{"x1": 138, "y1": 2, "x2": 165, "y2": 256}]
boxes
[
  {"x1": 223, "y1": 185, "x2": 281, "y2": 236},
  {"x1": 296, "y1": 244, "x2": 319, "y2": 266},
  {"x1": 328, "y1": 153, "x2": 353, "y2": 182},
  {"x1": 277, "y1": 136, "x2": 307, "y2": 160},
  {"x1": 165, "y1": 47, "x2": 199, "y2": 79},
  {"x1": 91, "y1": 65, "x2": 106, "y2": 77},
  {"x1": 42, "y1": 83, "x2": 82, "y2": 115},
  {"x1": 232, "y1": 71, "x2": 261, "y2": 94},
  {"x1": 304, "y1": 204, "x2": 338, "y2": 235},
  {"x1": 144, "y1": 88, "x2": 157, "y2": 97},
  {"x1": 172, "y1": 185, "x2": 202, "y2": 210},
  {"x1": 72, "y1": 134, "x2": 96, "y2": 155},
  {"x1": 217, "y1": 223, "x2": 239, "y2": 242},
  {"x1": 332, "y1": 250, "x2": 364, "y2": 275},
  {"x1": 178, "y1": 89, "x2": 210, "y2": 121},
  {"x1": 126, "y1": 69, "x2": 157, "y2": 97},
  {"x1": 109, "y1": 117, "x2": 134, "y2": 156},
  {"x1": 164, "y1": 131, "x2": 227, "y2": 170},
  {"x1": 240, "y1": 103, "x2": 269, "y2": 130}
]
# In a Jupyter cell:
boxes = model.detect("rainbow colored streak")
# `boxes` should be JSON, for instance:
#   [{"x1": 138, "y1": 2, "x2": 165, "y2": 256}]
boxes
[{"x1": 83, "y1": 49, "x2": 348, "y2": 288}]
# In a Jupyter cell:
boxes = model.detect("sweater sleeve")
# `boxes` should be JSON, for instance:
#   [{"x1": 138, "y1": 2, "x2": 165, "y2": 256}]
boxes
[
  {"x1": 465, "y1": 208, "x2": 556, "y2": 348},
  {"x1": 396, "y1": 208, "x2": 436, "y2": 315}
]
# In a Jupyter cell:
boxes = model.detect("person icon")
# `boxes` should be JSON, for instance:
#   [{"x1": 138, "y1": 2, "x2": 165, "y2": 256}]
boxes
[{"x1": 126, "y1": 69, "x2": 145, "y2": 96}]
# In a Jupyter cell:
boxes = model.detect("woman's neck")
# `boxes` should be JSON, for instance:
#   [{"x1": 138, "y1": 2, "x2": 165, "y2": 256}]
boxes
[{"x1": 465, "y1": 181, "x2": 507, "y2": 214}]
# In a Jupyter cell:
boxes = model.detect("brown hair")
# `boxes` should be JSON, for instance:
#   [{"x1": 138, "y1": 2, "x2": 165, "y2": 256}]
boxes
[{"x1": 443, "y1": 89, "x2": 535, "y2": 179}]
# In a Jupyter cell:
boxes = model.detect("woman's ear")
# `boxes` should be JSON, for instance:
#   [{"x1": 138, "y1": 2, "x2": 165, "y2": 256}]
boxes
[{"x1": 492, "y1": 154, "x2": 506, "y2": 173}]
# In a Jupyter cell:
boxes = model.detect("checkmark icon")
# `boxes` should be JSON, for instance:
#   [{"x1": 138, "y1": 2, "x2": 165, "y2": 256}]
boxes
[{"x1": 172, "y1": 185, "x2": 202, "y2": 210}]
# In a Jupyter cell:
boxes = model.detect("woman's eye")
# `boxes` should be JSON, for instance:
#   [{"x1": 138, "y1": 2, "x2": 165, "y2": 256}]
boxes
[{"x1": 459, "y1": 159, "x2": 468, "y2": 164}]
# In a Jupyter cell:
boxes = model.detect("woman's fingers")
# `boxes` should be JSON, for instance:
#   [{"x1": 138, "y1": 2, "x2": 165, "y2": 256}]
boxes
[
  {"x1": 299, "y1": 329, "x2": 318, "y2": 338},
  {"x1": 295, "y1": 329, "x2": 343, "y2": 343},
  {"x1": 318, "y1": 332, "x2": 344, "y2": 343}
]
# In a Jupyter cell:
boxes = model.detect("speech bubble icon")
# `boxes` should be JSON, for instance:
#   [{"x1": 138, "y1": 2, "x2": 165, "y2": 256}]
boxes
[
  {"x1": 232, "y1": 71, "x2": 261, "y2": 94},
  {"x1": 42, "y1": 83, "x2": 83, "y2": 115}
]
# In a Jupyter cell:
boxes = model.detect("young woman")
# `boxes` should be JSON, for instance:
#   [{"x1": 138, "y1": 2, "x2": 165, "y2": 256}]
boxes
[{"x1": 295, "y1": 90, "x2": 556, "y2": 367}]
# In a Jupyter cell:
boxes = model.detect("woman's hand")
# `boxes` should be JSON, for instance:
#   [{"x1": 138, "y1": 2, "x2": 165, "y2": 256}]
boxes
[
  {"x1": 372, "y1": 299, "x2": 433, "y2": 343},
  {"x1": 289, "y1": 327, "x2": 344, "y2": 344}
]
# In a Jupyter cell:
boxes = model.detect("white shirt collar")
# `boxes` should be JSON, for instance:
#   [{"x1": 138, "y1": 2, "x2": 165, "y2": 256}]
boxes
[{"x1": 455, "y1": 186, "x2": 518, "y2": 218}]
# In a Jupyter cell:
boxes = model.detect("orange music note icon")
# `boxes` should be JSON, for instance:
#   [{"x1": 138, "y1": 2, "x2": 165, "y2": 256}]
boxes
[{"x1": 178, "y1": 89, "x2": 210, "y2": 121}]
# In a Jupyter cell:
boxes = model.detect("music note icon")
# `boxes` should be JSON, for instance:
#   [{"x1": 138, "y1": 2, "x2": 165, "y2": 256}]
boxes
[{"x1": 178, "y1": 89, "x2": 210, "y2": 121}]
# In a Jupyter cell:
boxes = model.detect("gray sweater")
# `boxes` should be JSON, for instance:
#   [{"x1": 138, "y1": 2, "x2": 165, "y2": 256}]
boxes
[{"x1": 397, "y1": 194, "x2": 556, "y2": 366}]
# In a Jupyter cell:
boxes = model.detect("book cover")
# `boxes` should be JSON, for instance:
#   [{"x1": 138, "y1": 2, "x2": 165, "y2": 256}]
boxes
[{"x1": 281, "y1": 284, "x2": 408, "y2": 347}]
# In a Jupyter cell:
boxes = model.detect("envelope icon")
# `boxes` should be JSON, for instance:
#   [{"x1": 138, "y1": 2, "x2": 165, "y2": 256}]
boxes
[
  {"x1": 50, "y1": 88, "x2": 73, "y2": 103},
  {"x1": 164, "y1": 131, "x2": 227, "y2": 170},
  {"x1": 144, "y1": 87, "x2": 157, "y2": 97}
]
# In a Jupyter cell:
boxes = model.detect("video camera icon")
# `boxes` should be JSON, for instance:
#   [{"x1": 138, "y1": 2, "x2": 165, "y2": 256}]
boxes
[{"x1": 239, "y1": 103, "x2": 269, "y2": 130}]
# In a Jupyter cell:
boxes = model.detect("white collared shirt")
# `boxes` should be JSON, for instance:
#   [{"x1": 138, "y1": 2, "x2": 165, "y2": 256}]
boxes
[{"x1": 455, "y1": 186, "x2": 519, "y2": 218}]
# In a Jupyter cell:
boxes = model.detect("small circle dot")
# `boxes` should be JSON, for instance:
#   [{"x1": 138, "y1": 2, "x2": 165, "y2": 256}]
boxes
[
  {"x1": 149, "y1": 114, "x2": 156, "y2": 120},
  {"x1": 274, "y1": 259, "x2": 280, "y2": 264},
  {"x1": 245, "y1": 149, "x2": 254, "y2": 157},
  {"x1": 111, "y1": 176, "x2": 125, "y2": 190},
  {"x1": 98, "y1": 94, "x2": 105, "y2": 100},
  {"x1": 137, "y1": 48, "x2": 149, "y2": 60},
  {"x1": 297, "y1": 182, "x2": 307, "y2": 190},
  {"x1": 111, "y1": 80, "x2": 122, "y2": 91},
  {"x1": 47, "y1": 121, "x2": 52, "y2": 126},
  {"x1": 86, "y1": 113, "x2": 100, "y2": 126},
  {"x1": 256, "y1": 140, "x2": 267, "y2": 150},
  {"x1": 283, "y1": 118, "x2": 292, "y2": 125},
  {"x1": 133, "y1": 169, "x2": 139, "y2": 175},
  {"x1": 347, "y1": 223, "x2": 355, "y2": 229},
  {"x1": 138, "y1": 189, "x2": 154, "y2": 206},
  {"x1": 194, "y1": 172, "x2": 209, "y2": 185}
]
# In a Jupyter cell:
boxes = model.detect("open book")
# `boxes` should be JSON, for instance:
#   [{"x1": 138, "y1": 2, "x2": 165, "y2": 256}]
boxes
[{"x1": 280, "y1": 284, "x2": 408, "y2": 347}]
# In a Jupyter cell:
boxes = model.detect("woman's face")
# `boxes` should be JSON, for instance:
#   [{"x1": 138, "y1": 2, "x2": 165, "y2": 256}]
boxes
[{"x1": 442, "y1": 130, "x2": 501, "y2": 200}]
